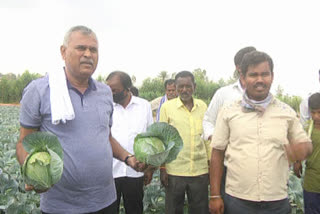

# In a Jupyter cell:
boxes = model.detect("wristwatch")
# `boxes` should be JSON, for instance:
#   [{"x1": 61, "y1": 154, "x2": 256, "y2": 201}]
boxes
[{"x1": 124, "y1": 154, "x2": 134, "y2": 166}]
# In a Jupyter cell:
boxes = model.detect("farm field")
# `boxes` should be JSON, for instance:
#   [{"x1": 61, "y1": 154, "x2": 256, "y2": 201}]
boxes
[
  {"x1": 0, "y1": 106, "x2": 165, "y2": 214},
  {"x1": 0, "y1": 106, "x2": 40, "y2": 213},
  {"x1": 0, "y1": 105, "x2": 304, "y2": 214}
]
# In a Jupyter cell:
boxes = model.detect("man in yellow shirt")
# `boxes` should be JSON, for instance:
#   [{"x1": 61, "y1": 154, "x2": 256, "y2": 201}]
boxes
[
  {"x1": 209, "y1": 51, "x2": 313, "y2": 214},
  {"x1": 159, "y1": 71, "x2": 209, "y2": 214}
]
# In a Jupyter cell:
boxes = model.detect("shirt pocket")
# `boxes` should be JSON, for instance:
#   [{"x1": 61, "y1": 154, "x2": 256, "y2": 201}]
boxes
[
  {"x1": 97, "y1": 103, "x2": 112, "y2": 128},
  {"x1": 262, "y1": 119, "x2": 288, "y2": 147},
  {"x1": 195, "y1": 119, "x2": 204, "y2": 135}
]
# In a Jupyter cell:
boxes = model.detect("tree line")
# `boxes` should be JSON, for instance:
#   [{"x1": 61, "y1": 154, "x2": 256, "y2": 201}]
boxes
[
  {"x1": 0, "y1": 71, "x2": 42, "y2": 103},
  {"x1": 0, "y1": 69, "x2": 302, "y2": 112}
]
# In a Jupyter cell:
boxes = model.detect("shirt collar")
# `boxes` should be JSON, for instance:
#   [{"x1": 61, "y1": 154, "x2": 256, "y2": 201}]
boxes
[
  {"x1": 234, "y1": 80, "x2": 244, "y2": 93},
  {"x1": 66, "y1": 77, "x2": 97, "y2": 91},
  {"x1": 113, "y1": 93, "x2": 138, "y2": 108},
  {"x1": 129, "y1": 95, "x2": 139, "y2": 105},
  {"x1": 63, "y1": 66, "x2": 97, "y2": 91},
  {"x1": 175, "y1": 97, "x2": 199, "y2": 109}
]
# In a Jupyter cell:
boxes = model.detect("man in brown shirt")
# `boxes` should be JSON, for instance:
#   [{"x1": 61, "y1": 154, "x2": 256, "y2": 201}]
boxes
[{"x1": 209, "y1": 51, "x2": 312, "y2": 214}]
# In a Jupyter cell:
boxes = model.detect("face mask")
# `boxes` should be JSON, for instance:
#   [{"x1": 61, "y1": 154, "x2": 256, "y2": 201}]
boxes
[{"x1": 113, "y1": 90, "x2": 127, "y2": 103}]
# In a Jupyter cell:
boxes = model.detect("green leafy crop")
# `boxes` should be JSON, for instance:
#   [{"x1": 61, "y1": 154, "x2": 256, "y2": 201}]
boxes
[
  {"x1": 134, "y1": 122, "x2": 183, "y2": 166},
  {"x1": 21, "y1": 132, "x2": 63, "y2": 191},
  {"x1": 134, "y1": 137, "x2": 165, "y2": 163}
]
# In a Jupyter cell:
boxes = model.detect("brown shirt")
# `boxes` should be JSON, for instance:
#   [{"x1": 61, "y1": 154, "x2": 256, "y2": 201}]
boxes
[{"x1": 211, "y1": 98, "x2": 310, "y2": 201}]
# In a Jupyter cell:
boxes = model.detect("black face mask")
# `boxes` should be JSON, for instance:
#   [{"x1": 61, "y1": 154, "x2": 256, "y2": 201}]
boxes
[{"x1": 113, "y1": 89, "x2": 127, "y2": 103}]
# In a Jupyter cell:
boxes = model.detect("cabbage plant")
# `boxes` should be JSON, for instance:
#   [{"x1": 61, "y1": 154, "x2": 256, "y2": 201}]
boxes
[
  {"x1": 21, "y1": 132, "x2": 63, "y2": 191},
  {"x1": 134, "y1": 122, "x2": 183, "y2": 166}
]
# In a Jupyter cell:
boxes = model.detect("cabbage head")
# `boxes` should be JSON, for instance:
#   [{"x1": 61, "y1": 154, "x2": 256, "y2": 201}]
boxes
[
  {"x1": 134, "y1": 122, "x2": 183, "y2": 166},
  {"x1": 21, "y1": 132, "x2": 63, "y2": 191},
  {"x1": 134, "y1": 137, "x2": 165, "y2": 163}
]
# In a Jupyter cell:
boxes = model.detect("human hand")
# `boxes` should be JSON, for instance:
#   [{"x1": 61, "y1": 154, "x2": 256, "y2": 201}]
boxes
[
  {"x1": 127, "y1": 156, "x2": 147, "y2": 172},
  {"x1": 25, "y1": 184, "x2": 50, "y2": 193},
  {"x1": 293, "y1": 161, "x2": 302, "y2": 178},
  {"x1": 160, "y1": 168, "x2": 168, "y2": 187},
  {"x1": 144, "y1": 167, "x2": 155, "y2": 185},
  {"x1": 284, "y1": 142, "x2": 312, "y2": 162},
  {"x1": 209, "y1": 198, "x2": 224, "y2": 214}
]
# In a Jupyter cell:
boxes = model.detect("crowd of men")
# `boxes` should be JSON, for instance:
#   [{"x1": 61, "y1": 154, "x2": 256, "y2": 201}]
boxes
[{"x1": 16, "y1": 25, "x2": 318, "y2": 214}]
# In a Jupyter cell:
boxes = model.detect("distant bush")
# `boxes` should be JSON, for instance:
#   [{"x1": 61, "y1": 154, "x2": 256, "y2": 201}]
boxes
[{"x1": 0, "y1": 71, "x2": 42, "y2": 103}]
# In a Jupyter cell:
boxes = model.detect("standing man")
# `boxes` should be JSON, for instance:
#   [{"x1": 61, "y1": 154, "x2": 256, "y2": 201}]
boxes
[
  {"x1": 159, "y1": 71, "x2": 209, "y2": 214},
  {"x1": 299, "y1": 69, "x2": 320, "y2": 127},
  {"x1": 106, "y1": 71, "x2": 154, "y2": 214},
  {"x1": 16, "y1": 26, "x2": 144, "y2": 214},
  {"x1": 209, "y1": 51, "x2": 312, "y2": 214},
  {"x1": 203, "y1": 46, "x2": 256, "y2": 141},
  {"x1": 156, "y1": 79, "x2": 177, "y2": 121},
  {"x1": 203, "y1": 46, "x2": 256, "y2": 199}
]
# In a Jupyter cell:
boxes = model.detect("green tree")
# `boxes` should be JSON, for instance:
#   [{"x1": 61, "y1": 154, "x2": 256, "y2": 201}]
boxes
[
  {"x1": 131, "y1": 75, "x2": 137, "y2": 84},
  {"x1": 170, "y1": 72, "x2": 176, "y2": 79},
  {"x1": 139, "y1": 69, "x2": 228, "y2": 104},
  {"x1": 192, "y1": 69, "x2": 224, "y2": 105},
  {"x1": 275, "y1": 85, "x2": 302, "y2": 113},
  {"x1": 4, "y1": 73, "x2": 17, "y2": 80},
  {"x1": 158, "y1": 71, "x2": 168, "y2": 82},
  {"x1": 139, "y1": 77, "x2": 164, "y2": 101},
  {"x1": 0, "y1": 76, "x2": 10, "y2": 102},
  {"x1": 193, "y1": 68, "x2": 208, "y2": 82},
  {"x1": 275, "y1": 85, "x2": 284, "y2": 97},
  {"x1": 95, "y1": 74, "x2": 105, "y2": 83},
  {"x1": 0, "y1": 70, "x2": 41, "y2": 103}
]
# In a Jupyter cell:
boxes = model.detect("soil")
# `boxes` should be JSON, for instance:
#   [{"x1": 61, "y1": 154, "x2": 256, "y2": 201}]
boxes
[{"x1": 0, "y1": 103, "x2": 20, "y2": 106}]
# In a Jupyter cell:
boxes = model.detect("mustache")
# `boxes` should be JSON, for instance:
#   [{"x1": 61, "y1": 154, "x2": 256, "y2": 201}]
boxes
[
  {"x1": 80, "y1": 60, "x2": 94, "y2": 65},
  {"x1": 253, "y1": 83, "x2": 266, "y2": 88}
]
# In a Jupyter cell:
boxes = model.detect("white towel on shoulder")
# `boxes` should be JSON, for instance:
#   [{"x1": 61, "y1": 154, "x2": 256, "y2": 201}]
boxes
[{"x1": 48, "y1": 68, "x2": 75, "y2": 125}]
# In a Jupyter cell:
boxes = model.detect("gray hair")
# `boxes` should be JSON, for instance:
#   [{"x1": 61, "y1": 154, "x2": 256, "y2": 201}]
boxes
[{"x1": 63, "y1": 25, "x2": 98, "y2": 47}]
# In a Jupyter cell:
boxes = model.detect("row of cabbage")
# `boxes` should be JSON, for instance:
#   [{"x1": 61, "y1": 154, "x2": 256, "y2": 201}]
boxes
[
  {"x1": 0, "y1": 106, "x2": 303, "y2": 213},
  {"x1": 0, "y1": 106, "x2": 40, "y2": 213}
]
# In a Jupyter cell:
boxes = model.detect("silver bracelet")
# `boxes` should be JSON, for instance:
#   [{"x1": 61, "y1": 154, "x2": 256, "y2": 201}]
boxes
[{"x1": 209, "y1": 195, "x2": 222, "y2": 199}]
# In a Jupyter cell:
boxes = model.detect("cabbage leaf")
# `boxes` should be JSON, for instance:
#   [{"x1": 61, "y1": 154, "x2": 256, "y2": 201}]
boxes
[
  {"x1": 21, "y1": 132, "x2": 63, "y2": 191},
  {"x1": 134, "y1": 122, "x2": 183, "y2": 166}
]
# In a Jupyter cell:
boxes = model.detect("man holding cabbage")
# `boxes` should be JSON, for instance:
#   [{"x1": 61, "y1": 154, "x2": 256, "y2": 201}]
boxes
[
  {"x1": 159, "y1": 71, "x2": 210, "y2": 214},
  {"x1": 16, "y1": 25, "x2": 145, "y2": 214},
  {"x1": 106, "y1": 71, "x2": 154, "y2": 214}
]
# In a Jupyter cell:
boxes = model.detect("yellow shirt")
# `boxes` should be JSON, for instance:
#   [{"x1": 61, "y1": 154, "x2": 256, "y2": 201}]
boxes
[
  {"x1": 211, "y1": 98, "x2": 311, "y2": 201},
  {"x1": 160, "y1": 97, "x2": 209, "y2": 176}
]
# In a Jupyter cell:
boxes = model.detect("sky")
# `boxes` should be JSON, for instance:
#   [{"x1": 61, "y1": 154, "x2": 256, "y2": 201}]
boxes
[{"x1": 0, "y1": 0, "x2": 319, "y2": 97}]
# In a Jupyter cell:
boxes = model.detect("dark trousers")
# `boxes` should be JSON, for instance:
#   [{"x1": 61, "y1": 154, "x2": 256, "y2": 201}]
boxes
[
  {"x1": 42, "y1": 204, "x2": 117, "y2": 214},
  {"x1": 109, "y1": 176, "x2": 144, "y2": 214},
  {"x1": 224, "y1": 193, "x2": 291, "y2": 214},
  {"x1": 165, "y1": 174, "x2": 209, "y2": 214},
  {"x1": 304, "y1": 190, "x2": 320, "y2": 214}
]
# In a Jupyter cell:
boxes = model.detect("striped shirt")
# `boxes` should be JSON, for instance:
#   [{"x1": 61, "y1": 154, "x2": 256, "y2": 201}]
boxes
[{"x1": 156, "y1": 95, "x2": 167, "y2": 122}]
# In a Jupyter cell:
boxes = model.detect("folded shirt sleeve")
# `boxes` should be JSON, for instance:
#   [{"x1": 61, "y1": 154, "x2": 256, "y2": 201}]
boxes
[
  {"x1": 210, "y1": 105, "x2": 230, "y2": 150},
  {"x1": 20, "y1": 80, "x2": 42, "y2": 129}
]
